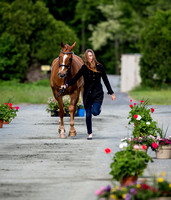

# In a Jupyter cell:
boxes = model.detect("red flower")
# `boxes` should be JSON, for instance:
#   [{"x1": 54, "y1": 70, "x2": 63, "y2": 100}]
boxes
[
  {"x1": 105, "y1": 148, "x2": 111, "y2": 154},
  {"x1": 9, "y1": 103, "x2": 13, "y2": 107},
  {"x1": 4, "y1": 103, "x2": 8, "y2": 105},
  {"x1": 151, "y1": 108, "x2": 154, "y2": 113},
  {"x1": 142, "y1": 145, "x2": 147, "y2": 150},
  {"x1": 130, "y1": 105, "x2": 133, "y2": 108},
  {"x1": 141, "y1": 183, "x2": 150, "y2": 190},
  {"x1": 15, "y1": 106, "x2": 20, "y2": 110},
  {"x1": 152, "y1": 142, "x2": 158, "y2": 149},
  {"x1": 140, "y1": 100, "x2": 144, "y2": 103},
  {"x1": 134, "y1": 114, "x2": 138, "y2": 119},
  {"x1": 130, "y1": 100, "x2": 132, "y2": 102}
]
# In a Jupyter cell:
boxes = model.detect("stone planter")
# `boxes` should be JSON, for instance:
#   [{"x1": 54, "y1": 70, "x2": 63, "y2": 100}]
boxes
[
  {"x1": 156, "y1": 145, "x2": 171, "y2": 159},
  {"x1": 150, "y1": 197, "x2": 171, "y2": 200}
]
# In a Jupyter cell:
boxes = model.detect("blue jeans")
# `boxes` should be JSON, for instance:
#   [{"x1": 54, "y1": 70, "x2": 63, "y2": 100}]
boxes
[{"x1": 85, "y1": 100, "x2": 101, "y2": 134}]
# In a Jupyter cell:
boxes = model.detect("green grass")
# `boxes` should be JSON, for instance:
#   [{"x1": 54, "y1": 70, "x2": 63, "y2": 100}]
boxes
[
  {"x1": 129, "y1": 86, "x2": 171, "y2": 105},
  {"x1": 0, "y1": 79, "x2": 53, "y2": 104}
]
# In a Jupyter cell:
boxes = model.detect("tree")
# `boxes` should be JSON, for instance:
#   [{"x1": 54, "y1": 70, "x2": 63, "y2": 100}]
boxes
[
  {"x1": 0, "y1": 0, "x2": 79, "y2": 81},
  {"x1": 139, "y1": 10, "x2": 171, "y2": 87},
  {"x1": 0, "y1": 33, "x2": 20, "y2": 80}
]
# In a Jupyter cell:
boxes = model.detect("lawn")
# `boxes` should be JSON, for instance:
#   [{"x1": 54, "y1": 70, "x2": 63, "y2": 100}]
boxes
[
  {"x1": 129, "y1": 86, "x2": 171, "y2": 105},
  {"x1": 0, "y1": 79, "x2": 53, "y2": 104},
  {"x1": 0, "y1": 80, "x2": 171, "y2": 105}
]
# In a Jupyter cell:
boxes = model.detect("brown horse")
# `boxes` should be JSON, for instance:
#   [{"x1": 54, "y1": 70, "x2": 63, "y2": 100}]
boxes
[{"x1": 50, "y1": 42, "x2": 84, "y2": 138}]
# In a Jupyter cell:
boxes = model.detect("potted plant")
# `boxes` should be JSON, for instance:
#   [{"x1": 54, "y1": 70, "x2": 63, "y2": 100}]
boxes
[
  {"x1": 121, "y1": 135, "x2": 156, "y2": 152},
  {"x1": 109, "y1": 146, "x2": 153, "y2": 185},
  {"x1": 95, "y1": 173, "x2": 171, "y2": 200},
  {"x1": 46, "y1": 97, "x2": 60, "y2": 117},
  {"x1": 151, "y1": 137, "x2": 171, "y2": 159},
  {"x1": 128, "y1": 100, "x2": 161, "y2": 138},
  {"x1": 0, "y1": 103, "x2": 19, "y2": 127},
  {"x1": 0, "y1": 104, "x2": 7, "y2": 128}
]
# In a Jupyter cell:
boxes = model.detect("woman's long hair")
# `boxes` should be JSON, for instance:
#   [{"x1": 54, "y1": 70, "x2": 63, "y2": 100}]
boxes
[{"x1": 84, "y1": 49, "x2": 99, "y2": 72}]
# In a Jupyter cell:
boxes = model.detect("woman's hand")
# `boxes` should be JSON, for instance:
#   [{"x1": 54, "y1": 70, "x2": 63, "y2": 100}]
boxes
[
  {"x1": 60, "y1": 84, "x2": 67, "y2": 90},
  {"x1": 111, "y1": 94, "x2": 116, "y2": 101}
]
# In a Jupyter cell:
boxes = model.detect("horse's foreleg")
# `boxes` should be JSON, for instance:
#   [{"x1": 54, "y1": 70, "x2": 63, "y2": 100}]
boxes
[
  {"x1": 58, "y1": 97, "x2": 66, "y2": 139},
  {"x1": 69, "y1": 91, "x2": 79, "y2": 137}
]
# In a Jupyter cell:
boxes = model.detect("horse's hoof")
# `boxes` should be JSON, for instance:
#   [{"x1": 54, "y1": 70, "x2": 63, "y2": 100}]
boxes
[
  {"x1": 69, "y1": 131, "x2": 77, "y2": 137},
  {"x1": 60, "y1": 133, "x2": 67, "y2": 139}
]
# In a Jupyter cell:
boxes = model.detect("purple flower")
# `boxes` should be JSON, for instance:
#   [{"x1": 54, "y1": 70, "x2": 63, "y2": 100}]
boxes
[
  {"x1": 125, "y1": 193, "x2": 131, "y2": 200},
  {"x1": 105, "y1": 185, "x2": 111, "y2": 192},
  {"x1": 130, "y1": 188, "x2": 136, "y2": 194}
]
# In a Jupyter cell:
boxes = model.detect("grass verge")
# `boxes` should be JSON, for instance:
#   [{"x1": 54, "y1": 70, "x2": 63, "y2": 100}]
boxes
[
  {"x1": 0, "y1": 79, "x2": 53, "y2": 104},
  {"x1": 129, "y1": 86, "x2": 171, "y2": 105}
]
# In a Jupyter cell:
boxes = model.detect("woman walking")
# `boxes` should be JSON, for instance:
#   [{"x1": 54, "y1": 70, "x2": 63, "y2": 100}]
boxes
[{"x1": 61, "y1": 49, "x2": 115, "y2": 139}]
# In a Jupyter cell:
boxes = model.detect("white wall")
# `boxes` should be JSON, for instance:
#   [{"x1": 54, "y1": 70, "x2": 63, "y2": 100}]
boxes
[{"x1": 121, "y1": 54, "x2": 141, "y2": 92}]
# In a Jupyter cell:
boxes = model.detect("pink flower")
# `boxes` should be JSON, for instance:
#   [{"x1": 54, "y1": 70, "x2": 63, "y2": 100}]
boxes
[
  {"x1": 134, "y1": 145, "x2": 139, "y2": 150},
  {"x1": 95, "y1": 190, "x2": 100, "y2": 195},
  {"x1": 134, "y1": 114, "x2": 138, "y2": 119},
  {"x1": 130, "y1": 105, "x2": 133, "y2": 108},
  {"x1": 4, "y1": 103, "x2": 8, "y2": 105},
  {"x1": 104, "y1": 148, "x2": 111, "y2": 154},
  {"x1": 151, "y1": 108, "x2": 154, "y2": 113},
  {"x1": 152, "y1": 142, "x2": 158, "y2": 149},
  {"x1": 130, "y1": 100, "x2": 132, "y2": 102},
  {"x1": 15, "y1": 106, "x2": 20, "y2": 110},
  {"x1": 134, "y1": 103, "x2": 136, "y2": 105},
  {"x1": 142, "y1": 145, "x2": 147, "y2": 150},
  {"x1": 140, "y1": 100, "x2": 144, "y2": 103}
]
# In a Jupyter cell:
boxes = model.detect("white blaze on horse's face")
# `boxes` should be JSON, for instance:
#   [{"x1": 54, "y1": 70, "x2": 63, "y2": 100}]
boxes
[
  {"x1": 61, "y1": 54, "x2": 68, "y2": 71},
  {"x1": 58, "y1": 54, "x2": 70, "y2": 78}
]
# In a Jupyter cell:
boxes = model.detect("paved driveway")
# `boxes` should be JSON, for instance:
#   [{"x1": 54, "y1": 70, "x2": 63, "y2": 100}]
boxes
[{"x1": 0, "y1": 75, "x2": 171, "y2": 200}]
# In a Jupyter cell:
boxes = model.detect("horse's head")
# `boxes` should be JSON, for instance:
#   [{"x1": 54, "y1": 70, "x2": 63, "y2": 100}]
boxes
[{"x1": 57, "y1": 41, "x2": 76, "y2": 79}]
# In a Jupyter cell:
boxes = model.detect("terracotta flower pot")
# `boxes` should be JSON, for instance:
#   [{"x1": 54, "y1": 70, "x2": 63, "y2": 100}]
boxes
[
  {"x1": 156, "y1": 145, "x2": 171, "y2": 159},
  {"x1": 120, "y1": 175, "x2": 138, "y2": 186},
  {"x1": 3, "y1": 121, "x2": 9, "y2": 124},
  {"x1": 0, "y1": 119, "x2": 3, "y2": 128}
]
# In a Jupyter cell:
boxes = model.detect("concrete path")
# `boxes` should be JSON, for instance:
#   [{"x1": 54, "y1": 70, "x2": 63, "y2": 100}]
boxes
[{"x1": 0, "y1": 76, "x2": 171, "y2": 200}]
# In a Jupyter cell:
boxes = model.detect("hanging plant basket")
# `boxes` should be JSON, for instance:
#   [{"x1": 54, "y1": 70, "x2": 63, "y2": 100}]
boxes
[{"x1": 156, "y1": 145, "x2": 171, "y2": 159}]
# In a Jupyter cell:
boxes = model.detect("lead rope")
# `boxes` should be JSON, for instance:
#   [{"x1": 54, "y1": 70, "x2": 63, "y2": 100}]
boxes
[{"x1": 56, "y1": 79, "x2": 68, "y2": 98}]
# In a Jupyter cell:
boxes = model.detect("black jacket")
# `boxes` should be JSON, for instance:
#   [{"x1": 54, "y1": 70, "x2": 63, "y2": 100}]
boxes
[{"x1": 67, "y1": 64, "x2": 114, "y2": 108}]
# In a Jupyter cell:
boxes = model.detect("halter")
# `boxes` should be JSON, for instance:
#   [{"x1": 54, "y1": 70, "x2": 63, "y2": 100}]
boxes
[{"x1": 58, "y1": 50, "x2": 73, "y2": 69}]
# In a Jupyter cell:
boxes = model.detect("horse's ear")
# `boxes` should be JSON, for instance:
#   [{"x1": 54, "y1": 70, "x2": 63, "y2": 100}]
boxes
[
  {"x1": 70, "y1": 41, "x2": 76, "y2": 50},
  {"x1": 61, "y1": 42, "x2": 65, "y2": 48}
]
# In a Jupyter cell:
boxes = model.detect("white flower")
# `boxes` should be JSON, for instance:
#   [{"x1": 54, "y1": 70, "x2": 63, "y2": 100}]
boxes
[
  {"x1": 137, "y1": 115, "x2": 142, "y2": 120},
  {"x1": 119, "y1": 142, "x2": 128, "y2": 149},
  {"x1": 146, "y1": 122, "x2": 150, "y2": 125},
  {"x1": 121, "y1": 137, "x2": 127, "y2": 142}
]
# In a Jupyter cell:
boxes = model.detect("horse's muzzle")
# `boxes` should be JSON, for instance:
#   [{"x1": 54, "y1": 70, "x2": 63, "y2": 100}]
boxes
[{"x1": 57, "y1": 72, "x2": 67, "y2": 79}]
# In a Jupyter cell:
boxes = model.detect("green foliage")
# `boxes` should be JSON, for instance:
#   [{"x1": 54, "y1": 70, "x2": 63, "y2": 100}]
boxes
[
  {"x1": 0, "y1": 0, "x2": 79, "y2": 81},
  {"x1": 110, "y1": 146, "x2": 153, "y2": 181},
  {"x1": 128, "y1": 100, "x2": 161, "y2": 137},
  {"x1": 139, "y1": 9, "x2": 171, "y2": 87},
  {"x1": 0, "y1": 33, "x2": 20, "y2": 79}
]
